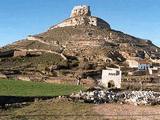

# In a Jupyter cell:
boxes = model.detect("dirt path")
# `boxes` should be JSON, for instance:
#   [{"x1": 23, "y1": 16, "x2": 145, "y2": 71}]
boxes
[{"x1": 94, "y1": 103, "x2": 160, "y2": 120}]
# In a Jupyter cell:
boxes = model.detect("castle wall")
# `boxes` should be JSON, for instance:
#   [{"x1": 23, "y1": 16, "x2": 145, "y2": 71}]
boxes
[
  {"x1": 49, "y1": 5, "x2": 111, "y2": 29},
  {"x1": 14, "y1": 51, "x2": 27, "y2": 57},
  {"x1": 51, "y1": 16, "x2": 110, "y2": 29},
  {"x1": 70, "y1": 5, "x2": 91, "y2": 17},
  {"x1": 88, "y1": 17, "x2": 97, "y2": 26},
  {"x1": 52, "y1": 17, "x2": 85, "y2": 28}
]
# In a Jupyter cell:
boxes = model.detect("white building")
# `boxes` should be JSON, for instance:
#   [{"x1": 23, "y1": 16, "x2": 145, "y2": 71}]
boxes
[
  {"x1": 138, "y1": 60, "x2": 150, "y2": 71},
  {"x1": 101, "y1": 68, "x2": 121, "y2": 88},
  {"x1": 127, "y1": 58, "x2": 151, "y2": 71}
]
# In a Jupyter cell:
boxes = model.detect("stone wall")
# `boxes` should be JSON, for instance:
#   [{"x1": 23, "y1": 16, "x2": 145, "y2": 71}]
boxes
[
  {"x1": 0, "y1": 50, "x2": 27, "y2": 58},
  {"x1": 14, "y1": 51, "x2": 27, "y2": 57},
  {"x1": 51, "y1": 16, "x2": 110, "y2": 29},
  {"x1": 50, "y1": 5, "x2": 111, "y2": 29}
]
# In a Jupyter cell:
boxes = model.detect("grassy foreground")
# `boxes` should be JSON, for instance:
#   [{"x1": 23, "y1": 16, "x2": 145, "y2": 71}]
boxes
[
  {"x1": 0, "y1": 79, "x2": 84, "y2": 96},
  {"x1": 0, "y1": 99, "x2": 103, "y2": 120}
]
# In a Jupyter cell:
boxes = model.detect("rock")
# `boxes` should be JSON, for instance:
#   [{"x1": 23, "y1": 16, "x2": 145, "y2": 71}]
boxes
[{"x1": 123, "y1": 91, "x2": 160, "y2": 105}]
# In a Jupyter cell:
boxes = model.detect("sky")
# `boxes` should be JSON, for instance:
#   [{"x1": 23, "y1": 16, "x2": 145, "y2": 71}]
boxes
[{"x1": 0, "y1": 0, "x2": 160, "y2": 47}]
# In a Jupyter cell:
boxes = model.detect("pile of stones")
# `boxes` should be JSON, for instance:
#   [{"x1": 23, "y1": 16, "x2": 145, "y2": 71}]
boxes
[
  {"x1": 70, "y1": 89, "x2": 160, "y2": 105},
  {"x1": 123, "y1": 91, "x2": 160, "y2": 105}
]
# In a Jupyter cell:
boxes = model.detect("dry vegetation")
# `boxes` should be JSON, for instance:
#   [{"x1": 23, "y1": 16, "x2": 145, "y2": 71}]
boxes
[
  {"x1": 0, "y1": 99, "x2": 160, "y2": 120},
  {"x1": 94, "y1": 103, "x2": 160, "y2": 120},
  {"x1": 0, "y1": 99, "x2": 103, "y2": 120}
]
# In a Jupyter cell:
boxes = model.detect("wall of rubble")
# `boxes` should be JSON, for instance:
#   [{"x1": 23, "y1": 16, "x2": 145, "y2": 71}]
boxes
[{"x1": 70, "y1": 89, "x2": 160, "y2": 105}]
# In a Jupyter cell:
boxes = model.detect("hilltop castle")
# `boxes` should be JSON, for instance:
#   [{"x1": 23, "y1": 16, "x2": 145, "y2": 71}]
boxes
[
  {"x1": 70, "y1": 5, "x2": 91, "y2": 17},
  {"x1": 50, "y1": 5, "x2": 111, "y2": 29}
]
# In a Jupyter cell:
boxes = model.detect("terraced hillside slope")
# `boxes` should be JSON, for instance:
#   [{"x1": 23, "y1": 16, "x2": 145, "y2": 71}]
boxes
[{"x1": 0, "y1": 5, "x2": 160, "y2": 84}]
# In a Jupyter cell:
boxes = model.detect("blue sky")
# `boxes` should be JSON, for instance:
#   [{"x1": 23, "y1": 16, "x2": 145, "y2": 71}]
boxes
[{"x1": 0, "y1": 0, "x2": 160, "y2": 47}]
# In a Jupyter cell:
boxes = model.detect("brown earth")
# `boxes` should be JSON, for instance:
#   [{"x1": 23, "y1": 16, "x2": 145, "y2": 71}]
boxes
[
  {"x1": 94, "y1": 103, "x2": 160, "y2": 120},
  {"x1": 1, "y1": 98, "x2": 160, "y2": 120}
]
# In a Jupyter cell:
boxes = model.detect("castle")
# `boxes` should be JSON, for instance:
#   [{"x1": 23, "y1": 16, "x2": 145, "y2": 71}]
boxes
[
  {"x1": 50, "y1": 5, "x2": 111, "y2": 29},
  {"x1": 70, "y1": 5, "x2": 91, "y2": 17}
]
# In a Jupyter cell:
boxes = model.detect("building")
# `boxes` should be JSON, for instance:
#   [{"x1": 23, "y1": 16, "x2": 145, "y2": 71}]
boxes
[
  {"x1": 126, "y1": 58, "x2": 151, "y2": 71},
  {"x1": 148, "y1": 63, "x2": 160, "y2": 75},
  {"x1": 101, "y1": 68, "x2": 121, "y2": 88},
  {"x1": 148, "y1": 67, "x2": 158, "y2": 75},
  {"x1": 138, "y1": 60, "x2": 150, "y2": 71}
]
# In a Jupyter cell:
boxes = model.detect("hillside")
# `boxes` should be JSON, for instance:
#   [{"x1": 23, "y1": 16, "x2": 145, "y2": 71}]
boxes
[{"x1": 0, "y1": 5, "x2": 160, "y2": 84}]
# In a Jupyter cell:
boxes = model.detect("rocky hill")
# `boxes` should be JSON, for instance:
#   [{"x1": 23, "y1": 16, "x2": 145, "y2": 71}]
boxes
[{"x1": 0, "y1": 5, "x2": 160, "y2": 83}]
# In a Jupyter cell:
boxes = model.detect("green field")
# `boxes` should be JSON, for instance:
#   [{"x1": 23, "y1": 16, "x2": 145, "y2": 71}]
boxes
[{"x1": 0, "y1": 79, "x2": 84, "y2": 96}]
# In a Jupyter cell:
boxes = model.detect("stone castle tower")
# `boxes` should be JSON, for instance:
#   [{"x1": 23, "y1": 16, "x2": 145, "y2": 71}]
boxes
[
  {"x1": 50, "y1": 5, "x2": 111, "y2": 30},
  {"x1": 70, "y1": 5, "x2": 91, "y2": 17}
]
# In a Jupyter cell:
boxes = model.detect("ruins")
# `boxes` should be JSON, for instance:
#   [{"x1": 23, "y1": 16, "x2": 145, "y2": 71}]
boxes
[
  {"x1": 70, "y1": 5, "x2": 91, "y2": 17},
  {"x1": 50, "y1": 5, "x2": 111, "y2": 29}
]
